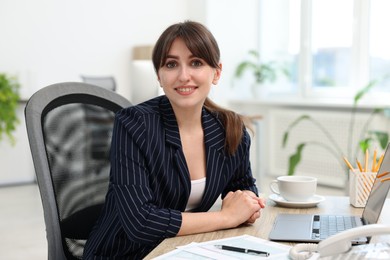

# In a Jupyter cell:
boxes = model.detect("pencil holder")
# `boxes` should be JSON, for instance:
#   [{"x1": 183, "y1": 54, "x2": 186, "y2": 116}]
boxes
[{"x1": 349, "y1": 170, "x2": 377, "y2": 207}]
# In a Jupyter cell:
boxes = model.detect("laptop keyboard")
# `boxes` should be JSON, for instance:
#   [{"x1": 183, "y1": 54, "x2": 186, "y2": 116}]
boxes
[{"x1": 312, "y1": 215, "x2": 358, "y2": 239}]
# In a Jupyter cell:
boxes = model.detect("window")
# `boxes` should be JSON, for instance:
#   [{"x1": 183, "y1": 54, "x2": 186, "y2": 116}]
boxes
[
  {"x1": 369, "y1": 0, "x2": 390, "y2": 91},
  {"x1": 258, "y1": 0, "x2": 390, "y2": 99},
  {"x1": 311, "y1": 0, "x2": 353, "y2": 89}
]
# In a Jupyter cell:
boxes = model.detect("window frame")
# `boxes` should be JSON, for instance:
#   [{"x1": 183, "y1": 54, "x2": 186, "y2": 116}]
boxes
[{"x1": 262, "y1": 0, "x2": 389, "y2": 104}]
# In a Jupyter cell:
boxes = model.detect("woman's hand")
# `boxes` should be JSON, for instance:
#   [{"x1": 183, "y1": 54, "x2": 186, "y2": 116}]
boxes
[
  {"x1": 178, "y1": 190, "x2": 265, "y2": 236},
  {"x1": 220, "y1": 190, "x2": 263, "y2": 228},
  {"x1": 242, "y1": 190, "x2": 266, "y2": 224}
]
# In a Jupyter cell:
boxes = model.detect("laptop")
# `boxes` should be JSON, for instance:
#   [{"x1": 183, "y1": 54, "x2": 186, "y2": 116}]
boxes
[{"x1": 269, "y1": 143, "x2": 390, "y2": 244}]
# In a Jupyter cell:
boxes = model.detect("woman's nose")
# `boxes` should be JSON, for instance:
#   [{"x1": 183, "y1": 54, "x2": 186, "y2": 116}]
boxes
[{"x1": 178, "y1": 66, "x2": 190, "y2": 82}]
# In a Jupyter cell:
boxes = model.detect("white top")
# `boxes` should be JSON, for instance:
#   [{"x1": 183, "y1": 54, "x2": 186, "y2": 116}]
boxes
[{"x1": 185, "y1": 177, "x2": 206, "y2": 211}]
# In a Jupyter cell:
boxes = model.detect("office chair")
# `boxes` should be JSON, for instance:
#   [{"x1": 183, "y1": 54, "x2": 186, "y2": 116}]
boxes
[
  {"x1": 25, "y1": 82, "x2": 131, "y2": 260},
  {"x1": 80, "y1": 75, "x2": 117, "y2": 91}
]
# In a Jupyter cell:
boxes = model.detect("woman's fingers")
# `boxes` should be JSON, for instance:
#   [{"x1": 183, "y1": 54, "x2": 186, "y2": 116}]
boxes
[
  {"x1": 221, "y1": 190, "x2": 263, "y2": 227},
  {"x1": 222, "y1": 190, "x2": 266, "y2": 225},
  {"x1": 246, "y1": 211, "x2": 261, "y2": 224},
  {"x1": 241, "y1": 190, "x2": 266, "y2": 208}
]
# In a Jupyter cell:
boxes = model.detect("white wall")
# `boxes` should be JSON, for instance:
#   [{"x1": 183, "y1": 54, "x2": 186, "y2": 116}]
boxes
[
  {"x1": 0, "y1": 0, "x2": 203, "y2": 100},
  {"x1": 0, "y1": 0, "x2": 259, "y2": 102},
  {"x1": 205, "y1": 0, "x2": 260, "y2": 105},
  {"x1": 0, "y1": 0, "x2": 259, "y2": 184}
]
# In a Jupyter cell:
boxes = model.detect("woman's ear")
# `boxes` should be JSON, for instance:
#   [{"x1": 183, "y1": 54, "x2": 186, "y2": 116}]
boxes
[
  {"x1": 212, "y1": 63, "x2": 222, "y2": 85},
  {"x1": 157, "y1": 74, "x2": 163, "y2": 88},
  {"x1": 156, "y1": 68, "x2": 167, "y2": 89}
]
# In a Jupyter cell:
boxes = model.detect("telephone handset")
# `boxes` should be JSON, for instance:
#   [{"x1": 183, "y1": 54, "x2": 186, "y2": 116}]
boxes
[{"x1": 289, "y1": 224, "x2": 390, "y2": 260}]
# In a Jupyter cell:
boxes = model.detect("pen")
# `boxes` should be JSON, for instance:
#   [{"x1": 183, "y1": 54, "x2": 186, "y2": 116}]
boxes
[{"x1": 214, "y1": 245, "x2": 270, "y2": 256}]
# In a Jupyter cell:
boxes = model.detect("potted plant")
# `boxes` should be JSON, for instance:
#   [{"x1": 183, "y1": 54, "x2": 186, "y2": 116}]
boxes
[
  {"x1": 282, "y1": 75, "x2": 390, "y2": 177},
  {"x1": 234, "y1": 50, "x2": 289, "y2": 97},
  {"x1": 0, "y1": 73, "x2": 20, "y2": 144}
]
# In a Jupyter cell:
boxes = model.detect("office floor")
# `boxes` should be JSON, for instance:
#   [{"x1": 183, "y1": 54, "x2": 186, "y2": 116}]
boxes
[
  {"x1": 0, "y1": 184, "x2": 47, "y2": 260},
  {"x1": 0, "y1": 180, "x2": 344, "y2": 260}
]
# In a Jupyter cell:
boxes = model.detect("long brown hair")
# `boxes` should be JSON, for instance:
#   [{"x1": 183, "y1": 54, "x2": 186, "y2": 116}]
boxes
[{"x1": 152, "y1": 21, "x2": 248, "y2": 155}]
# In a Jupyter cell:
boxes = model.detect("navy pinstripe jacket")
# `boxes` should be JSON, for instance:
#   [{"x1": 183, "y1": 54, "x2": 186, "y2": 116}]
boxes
[{"x1": 83, "y1": 95, "x2": 258, "y2": 259}]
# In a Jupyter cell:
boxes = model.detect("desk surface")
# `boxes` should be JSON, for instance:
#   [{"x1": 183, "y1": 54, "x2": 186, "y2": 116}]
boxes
[{"x1": 145, "y1": 196, "x2": 390, "y2": 259}]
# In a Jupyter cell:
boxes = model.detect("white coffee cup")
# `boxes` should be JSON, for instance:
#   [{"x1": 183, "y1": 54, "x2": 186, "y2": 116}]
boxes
[{"x1": 269, "y1": 176, "x2": 317, "y2": 202}]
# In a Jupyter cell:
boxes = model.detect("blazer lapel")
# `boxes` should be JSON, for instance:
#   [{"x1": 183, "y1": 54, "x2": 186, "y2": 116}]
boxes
[
  {"x1": 159, "y1": 98, "x2": 230, "y2": 211},
  {"x1": 160, "y1": 98, "x2": 191, "y2": 199},
  {"x1": 198, "y1": 109, "x2": 229, "y2": 211}
]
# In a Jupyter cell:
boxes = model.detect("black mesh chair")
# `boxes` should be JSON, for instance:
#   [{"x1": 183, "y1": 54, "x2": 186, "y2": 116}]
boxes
[
  {"x1": 80, "y1": 75, "x2": 117, "y2": 91},
  {"x1": 25, "y1": 82, "x2": 131, "y2": 260}
]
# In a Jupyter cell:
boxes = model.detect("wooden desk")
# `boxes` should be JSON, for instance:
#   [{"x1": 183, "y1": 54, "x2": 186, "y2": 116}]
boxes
[{"x1": 145, "y1": 196, "x2": 390, "y2": 259}]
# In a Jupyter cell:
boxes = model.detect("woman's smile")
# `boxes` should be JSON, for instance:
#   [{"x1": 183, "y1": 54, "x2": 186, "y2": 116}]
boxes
[{"x1": 175, "y1": 86, "x2": 197, "y2": 95}]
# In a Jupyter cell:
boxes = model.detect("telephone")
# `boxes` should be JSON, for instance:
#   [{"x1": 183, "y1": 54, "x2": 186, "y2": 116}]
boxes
[{"x1": 289, "y1": 224, "x2": 390, "y2": 260}]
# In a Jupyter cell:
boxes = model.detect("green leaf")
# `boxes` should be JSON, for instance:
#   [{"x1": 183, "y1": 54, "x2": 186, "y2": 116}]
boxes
[
  {"x1": 248, "y1": 49, "x2": 259, "y2": 59},
  {"x1": 282, "y1": 132, "x2": 289, "y2": 148},
  {"x1": 354, "y1": 79, "x2": 378, "y2": 105},
  {"x1": 373, "y1": 108, "x2": 383, "y2": 114},
  {"x1": 359, "y1": 138, "x2": 371, "y2": 153},
  {"x1": 0, "y1": 73, "x2": 20, "y2": 144},
  {"x1": 371, "y1": 131, "x2": 389, "y2": 149},
  {"x1": 234, "y1": 50, "x2": 289, "y2": 85},
  {"x1": 353, "y1": 74, "x2": 390, "y2": 105},
  {"x1": 235, "y1": 62, "x2": 253, "y2": 78},
  {"x1": 288, "y1": 143, "x2": 306, "y2": 176},
  {"x1": 289, "y1": 115, "x2": 310, "y2": 128},
  {"x1": 282, "y1": 115, "x2": 310, "y2": 148}
]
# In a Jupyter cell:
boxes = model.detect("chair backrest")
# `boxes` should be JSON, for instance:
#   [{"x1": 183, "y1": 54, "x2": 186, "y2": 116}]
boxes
[
  {"x1": 25, "y1": 82, "x2": 132, "y2": 260},
  {"x1": 80, "y1": 75, "x2": 117, "y2": 91}
]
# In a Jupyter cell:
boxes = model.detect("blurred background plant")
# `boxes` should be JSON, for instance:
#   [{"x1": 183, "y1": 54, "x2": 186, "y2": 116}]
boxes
[
  {"x1": 0, "y1": 73, "x2": 20, "y2": 144},
  {"x1": 234, "y1": 50, "x2": 290, "y2": 96},
  {"x1": 282, "y1": 75, "x2": 390, "y2": 176}
]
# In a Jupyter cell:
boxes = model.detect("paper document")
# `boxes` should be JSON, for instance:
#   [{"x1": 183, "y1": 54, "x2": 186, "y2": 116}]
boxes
[{"x1": 152, "y1": 234, "x2": 291, "y2": 259}]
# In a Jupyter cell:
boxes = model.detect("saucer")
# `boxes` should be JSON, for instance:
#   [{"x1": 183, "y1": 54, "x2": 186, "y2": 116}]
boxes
[{"x1": 268, "y1": 194, "x2": 325, "y2": 208}]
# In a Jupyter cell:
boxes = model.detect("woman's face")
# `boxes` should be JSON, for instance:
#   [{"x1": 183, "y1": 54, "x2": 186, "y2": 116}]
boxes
[{"x1": 157, "y1": 37, "x2": 221, "y2": 111}]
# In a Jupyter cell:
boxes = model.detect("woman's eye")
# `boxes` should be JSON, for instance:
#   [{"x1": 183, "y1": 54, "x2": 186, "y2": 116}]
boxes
[
  {"x1": 166, "y1": 61, "x2": 177, "y2": 68},
  {"x1": 191, "y1": 60, "x2": 203, "y2": 67}
]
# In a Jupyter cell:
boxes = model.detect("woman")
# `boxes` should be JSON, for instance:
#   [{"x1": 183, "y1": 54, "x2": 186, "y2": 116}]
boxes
[{"x1": 83, "y1": 21, "x2": 265, "y2": 259}]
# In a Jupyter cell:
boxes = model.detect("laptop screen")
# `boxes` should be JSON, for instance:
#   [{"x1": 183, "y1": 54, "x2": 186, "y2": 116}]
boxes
[{"x1": 362, "y1": 144, "x2": 390, "y2": 224}]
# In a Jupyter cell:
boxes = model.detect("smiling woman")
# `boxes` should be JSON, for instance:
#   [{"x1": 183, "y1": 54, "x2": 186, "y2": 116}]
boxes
[{"x1": 83, "y1": 21, "x2": 265, "y2": 259}]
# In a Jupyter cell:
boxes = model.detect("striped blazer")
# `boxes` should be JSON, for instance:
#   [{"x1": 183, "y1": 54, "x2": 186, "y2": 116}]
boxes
[{"x1": 83, "y1": 95, "x2": 258, "y2": 259}]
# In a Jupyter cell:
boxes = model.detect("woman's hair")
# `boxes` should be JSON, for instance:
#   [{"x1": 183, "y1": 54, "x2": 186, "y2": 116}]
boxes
[{"x1": 152, "y1": 21, "x2": 249, "y2": 155}]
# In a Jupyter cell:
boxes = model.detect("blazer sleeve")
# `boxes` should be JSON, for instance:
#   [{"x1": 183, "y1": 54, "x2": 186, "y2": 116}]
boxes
[
  {"x1": 221, "y1": 130, "x2": 259, "y2": 198},
  {"x1": 109, "y1": 109, "x2": 182, "y2": 244}
]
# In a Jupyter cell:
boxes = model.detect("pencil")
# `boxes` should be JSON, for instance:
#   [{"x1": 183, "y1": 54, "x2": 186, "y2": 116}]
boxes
[
  {"x1": 381, "y1": 177, "x2": 390, "y2": 183},
  {"x1": 364, "y1": 149, "x2": 369, "y2": 172},
  {"x1": 372, "y1": 149, "x2": 377, "y2": 172},
  {"x1": 377, "y1": 171, "x2": 390, "y2": 178},
  {"x1": 343, "y1": 157, "x2": 355, "y2": 172},
  {"x1": 375, "y1": 154, "x2": 384, "y2": 172},
  {"x1": 356, "y1": 159, "x2": 363, "y2": 172}
]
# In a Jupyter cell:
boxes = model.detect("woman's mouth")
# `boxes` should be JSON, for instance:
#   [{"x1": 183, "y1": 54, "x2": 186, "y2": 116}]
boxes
[{"x1": 175, "y1": 86, "x2": 197, "y2": 95}]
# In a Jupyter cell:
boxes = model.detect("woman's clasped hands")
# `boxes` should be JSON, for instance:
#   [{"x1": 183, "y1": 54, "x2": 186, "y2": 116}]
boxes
[{"x1": 221, "y1": 190, "x2": 266, "y2": 227}]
